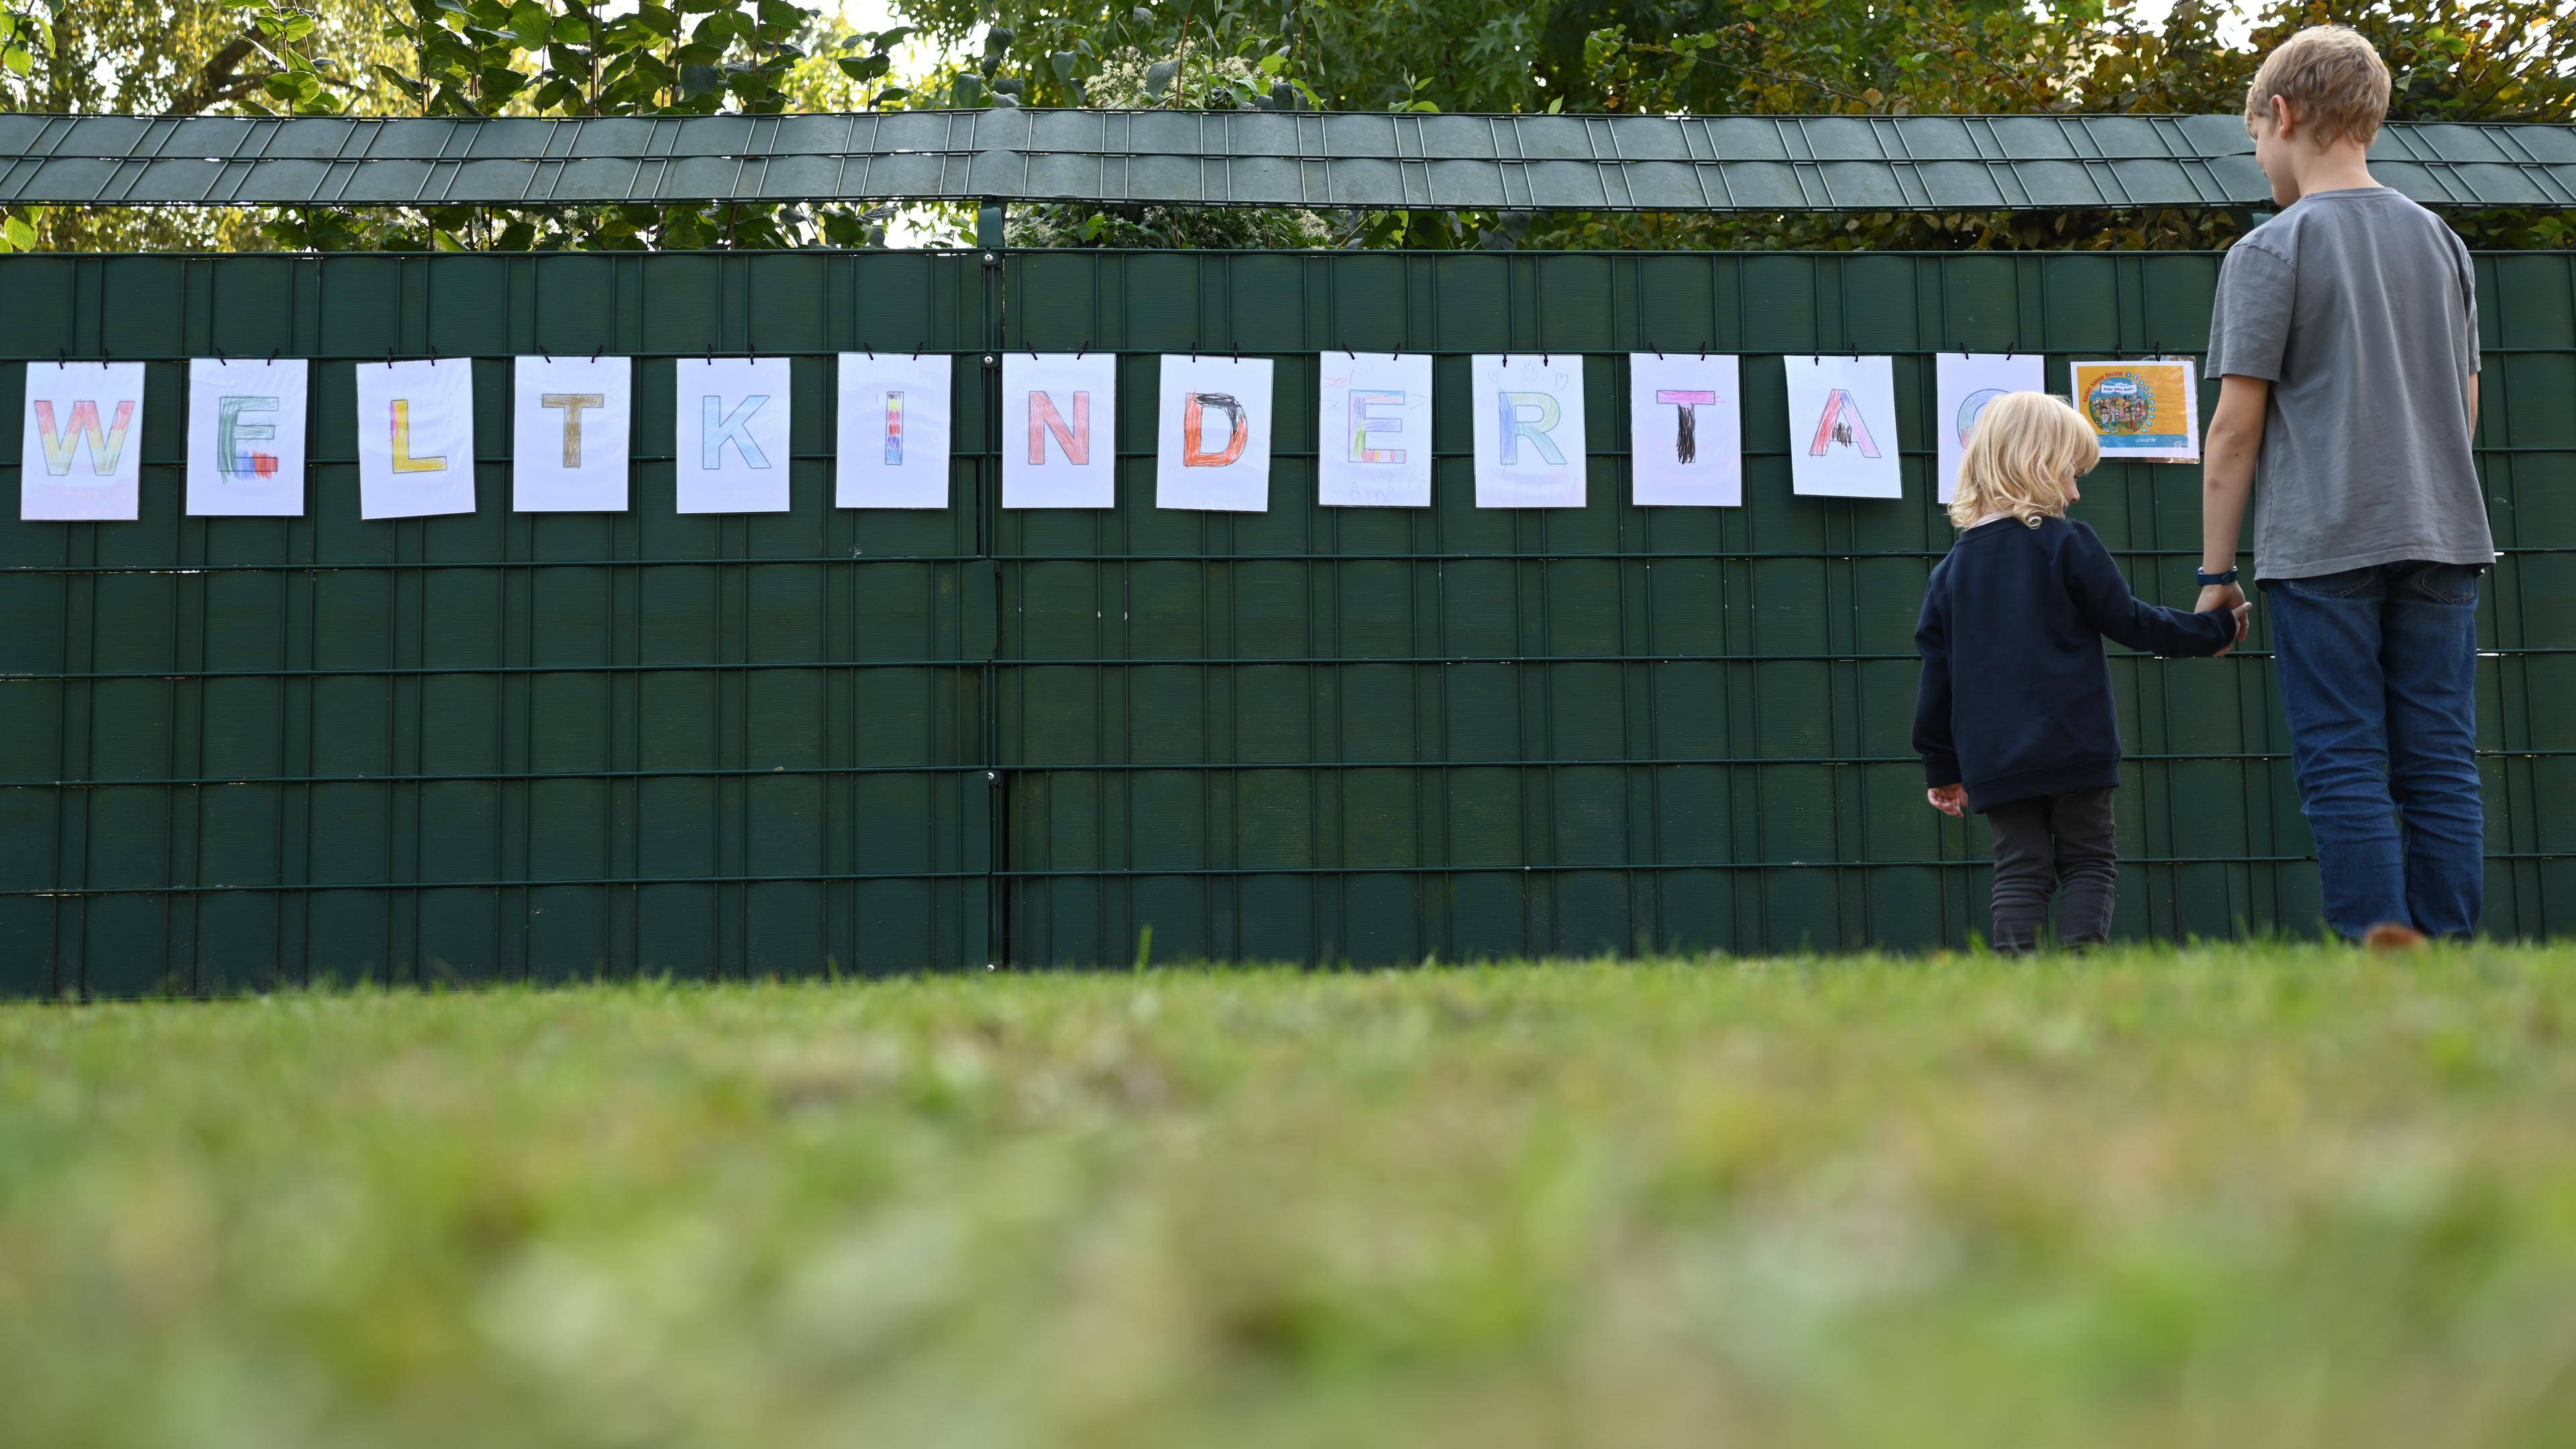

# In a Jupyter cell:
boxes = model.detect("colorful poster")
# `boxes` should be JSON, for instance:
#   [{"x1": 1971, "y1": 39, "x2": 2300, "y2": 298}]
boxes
[
  {"x1": 1627, "y1": 354, "x2": 1741, "y2": 506},
  {"x1": 1318, "y1": 352, "x2": 1432, "y2": 507},
  {"x1": 837, "y1": 352, "x2": 952, "y2": 508},
  {"x1": 1003, "y1": 352, "x2": 1117, "y2": 509},
  {"x1": 20, "y1": 361, "x2": 145, "y2": 521},
  {"x1": 513, "y1": 355, "x2": 631, "y2": 512},
  {"x1": 1155, "y1": 354, "x2": 1273, "y2": 512},
  {"x1": 356, "y1": 358, "x2": 476, "y2": 520},
  {"x1": 1784, "y1": 355, "x2": 1901, "y2": 499},
  {"x1": 186, "y1": 357, "x2": 307, "y2": 517},
  {"x1": 1935, "y1": 353, "x2": 2045, "y2": 504},
  {"x1": 2071, "y1": 360, "x2": 2200, "y2": 462},
  {"x1": 1470, "y1": 354, "x2": 1587, "y2": 508},
  {"x1": 675, "y1": 356, "x2": 792, "y2": 514}
]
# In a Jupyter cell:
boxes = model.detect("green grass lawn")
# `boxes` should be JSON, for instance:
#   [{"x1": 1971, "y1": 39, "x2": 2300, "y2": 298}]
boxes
[{"x1": 5, "y1": 947, "x2": 2575, "y2": 1449}]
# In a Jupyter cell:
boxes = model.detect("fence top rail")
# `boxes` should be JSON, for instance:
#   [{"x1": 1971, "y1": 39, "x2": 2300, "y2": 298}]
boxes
[{"x1": 1, "y1": 109, "x2": 2571, "y2": 212}]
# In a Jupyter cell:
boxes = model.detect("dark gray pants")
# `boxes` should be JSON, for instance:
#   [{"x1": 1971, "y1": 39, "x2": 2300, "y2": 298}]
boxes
[{"x1": 1985, "y1": 787, "x2": 2119, "y2": 952}]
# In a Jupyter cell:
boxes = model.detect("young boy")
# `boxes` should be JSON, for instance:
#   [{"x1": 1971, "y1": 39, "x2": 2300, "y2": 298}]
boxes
[
  {"x1": 2198, "y1": 25, "x2": 2492, "y2": 943},
  {"x1": 1915, "y1": 393, "x2": 2248, "y2": 952}
]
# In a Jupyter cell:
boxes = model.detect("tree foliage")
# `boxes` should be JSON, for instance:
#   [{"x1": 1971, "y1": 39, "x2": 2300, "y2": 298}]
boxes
[
  {"x1": 888, "y1": 0, "x2": 2576, "y2": 251},
  {"x1": 5, "y1": 0, "x2": 2575, "y2": 253}
]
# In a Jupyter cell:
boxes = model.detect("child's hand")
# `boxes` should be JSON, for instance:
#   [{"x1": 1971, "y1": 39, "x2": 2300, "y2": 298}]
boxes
[
  {"x1": 1925, "y1": 784, "x2": 1966, "y2": 818},
  {"x1": 2215, "y1": 600, "x2": 2253, "y2": 657}
]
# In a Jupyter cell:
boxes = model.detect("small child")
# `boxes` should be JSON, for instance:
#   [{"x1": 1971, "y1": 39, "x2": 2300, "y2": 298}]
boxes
[{"x1": 1914, "y1": 393, "x2": 2250, "y2": 952}]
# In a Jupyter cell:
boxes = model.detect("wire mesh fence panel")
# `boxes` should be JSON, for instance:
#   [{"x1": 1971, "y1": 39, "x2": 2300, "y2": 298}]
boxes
[
  {"x1": 991, "y1": 249, "x2": 2574, "y2": 965},
  {"x1": 0, "y1": 251, "x2": 996, "y2": 996},
  {"x1": 1, "y1": 246, "x2": 2567, "y2": 992}
]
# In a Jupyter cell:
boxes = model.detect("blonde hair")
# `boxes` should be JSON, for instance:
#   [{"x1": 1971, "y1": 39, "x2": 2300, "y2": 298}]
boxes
[
  {"x1": 2245, "y1": 25, "x2": 2392, "y2": 148},
  {"x1": 1949, "y1": 392, "x2": 2096, "y2": 530}
]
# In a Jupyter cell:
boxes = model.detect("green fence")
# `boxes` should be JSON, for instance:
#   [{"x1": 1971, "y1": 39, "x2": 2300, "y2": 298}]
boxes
[{"x1": 3, "y1": 248, "x2": 2571, "y2": 993}]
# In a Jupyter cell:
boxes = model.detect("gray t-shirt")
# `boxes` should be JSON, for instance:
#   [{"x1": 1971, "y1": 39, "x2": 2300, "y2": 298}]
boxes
[{"x1": 2204, "y1": 186, "x2": 2490, "y2": 580}]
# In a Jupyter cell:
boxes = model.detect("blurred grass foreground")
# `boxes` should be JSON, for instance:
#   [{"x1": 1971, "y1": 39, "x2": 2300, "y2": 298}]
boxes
[{"x1": 5, "y1": 947, "x2": 2575, "y2": 1448}]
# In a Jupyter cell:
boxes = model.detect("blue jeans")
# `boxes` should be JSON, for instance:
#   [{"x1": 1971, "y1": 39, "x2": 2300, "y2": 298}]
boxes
[{"x1": 2263, "y1": 561, "x2": 2485, "y2": 939}]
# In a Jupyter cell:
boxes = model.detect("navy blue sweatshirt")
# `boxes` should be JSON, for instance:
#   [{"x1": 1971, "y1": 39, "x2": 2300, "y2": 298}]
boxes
[{"x1": 1914, "y1": 516, "x2": 2238, "y2": 812}]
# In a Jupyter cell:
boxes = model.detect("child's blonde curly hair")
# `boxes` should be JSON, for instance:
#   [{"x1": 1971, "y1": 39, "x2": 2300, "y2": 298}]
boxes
[{"x1": 1949, "y1": 391, "x2": 2098, "y2": 529}]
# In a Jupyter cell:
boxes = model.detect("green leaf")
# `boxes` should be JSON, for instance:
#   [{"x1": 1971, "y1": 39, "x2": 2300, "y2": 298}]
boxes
[
  {"x1": 508, "y1": 1, "x2": 549, "y2": 50},
  {"x1": 3, "y1": 215, "x2": 36, "y2": 252},
  {"x1": 835, "y1": 52, "x2": 888, "y2": 82},
  {"x1": 3, "y1": 47, "x2": 30, "y2": 78},
  {"x1": 633, "y1": 5, "x2": 680, "y2": 38},
  {"x1": 869, "y1": 86, "x2": 908, "y2": 105},
  {"x1": 755, "y1": 0, "x2": 804, "y2": 28}
]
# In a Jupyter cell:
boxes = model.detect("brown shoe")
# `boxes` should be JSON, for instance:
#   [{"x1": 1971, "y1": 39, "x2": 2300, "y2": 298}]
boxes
[{"x1": 2363, "y1": 922, "x2": 2429, "y2": 951}]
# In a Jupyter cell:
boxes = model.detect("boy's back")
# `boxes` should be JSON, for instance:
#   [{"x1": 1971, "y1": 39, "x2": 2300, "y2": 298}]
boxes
[
  {"x1": 2197, "y1": 23, "x2": 2493, "y2": 941},
  {"x1": 2206, "y1": 187, "x2": 2490, "y2": 580}
]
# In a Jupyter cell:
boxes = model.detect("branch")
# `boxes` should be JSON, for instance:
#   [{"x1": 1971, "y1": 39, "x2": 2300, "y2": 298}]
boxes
[{"x1": 174, "y1": 35, "x2": 258, "y2": 115}]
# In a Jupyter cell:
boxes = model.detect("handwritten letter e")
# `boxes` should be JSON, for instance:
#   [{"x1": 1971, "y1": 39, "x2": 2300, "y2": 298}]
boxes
[{"x1": 219, "y1": 395, "x2": 282, "y2": 480}]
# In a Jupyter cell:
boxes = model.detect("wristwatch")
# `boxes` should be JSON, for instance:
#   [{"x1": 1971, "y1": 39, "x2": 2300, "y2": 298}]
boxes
[{"x1": 2196, "y1": 566, "x2": 2241, "y2": 588}]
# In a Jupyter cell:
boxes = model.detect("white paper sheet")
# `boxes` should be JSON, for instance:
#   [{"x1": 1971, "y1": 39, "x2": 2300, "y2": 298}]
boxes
[
  {"x1": 1470, "y1": 354, "x2": 1587, "y2": 508},
  {"x1": 356, "y1": 358, "x2": 477, "y2": 520},
  {"x1": 1627, "y1": 354, "x2": 1741, "y2": 506},
  {"x1": 1934, "y1": 353, "x2": 2045, "y2": 504},
  {"x1": 186, "y1": 357, "x2": 307, "y2": 517},
  {"x1": 1003, "y1": 352, "x2": 1118, "y2": 509},
  {"x1": 20, "y1": 361, "x2": 145, "y2": 521},
  {"x1": 1784, "y1": 355, "x2": 1902, "y2": 499},
  {"x1": 513, "y1": 355, "x2": 631, "y2": 512},
  {"x1": 675, "y1": 356, "x2": 792, "y2": 514},
  {"x1": 1318, "y1": 352, "x2": 1433, "y2": 506},
  {"x1": 837, "y1": 353, "x2": 953, "y2": 508},
  {"x1": 1155, "y1": 354, "x2": 1273, "y2": 512}
]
